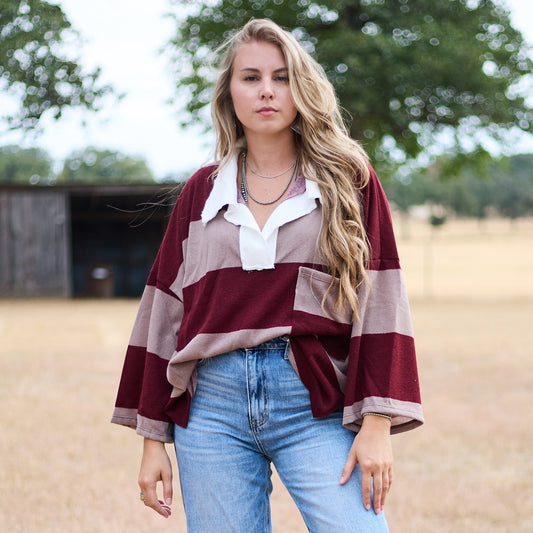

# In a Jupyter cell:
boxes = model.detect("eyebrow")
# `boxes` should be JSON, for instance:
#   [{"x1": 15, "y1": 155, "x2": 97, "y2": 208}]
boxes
[{"x1": 239, "y1": 67, "x2": 289, "y2": 73}]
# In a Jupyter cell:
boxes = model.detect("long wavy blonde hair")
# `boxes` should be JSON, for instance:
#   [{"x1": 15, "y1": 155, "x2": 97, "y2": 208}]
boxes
[{"x1": 212, "y1": 19, "x2": 371, "y2": 320}]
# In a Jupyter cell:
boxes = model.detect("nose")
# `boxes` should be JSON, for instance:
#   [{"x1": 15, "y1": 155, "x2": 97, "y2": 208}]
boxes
[{"x1": 260, "y1": 78, "x2": 274, "y2": 100}]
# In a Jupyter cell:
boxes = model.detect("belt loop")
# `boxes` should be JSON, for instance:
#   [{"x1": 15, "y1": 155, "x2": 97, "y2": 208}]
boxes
[{"x1": 282, "y1": 335, "x2": 290, "y2": 358}]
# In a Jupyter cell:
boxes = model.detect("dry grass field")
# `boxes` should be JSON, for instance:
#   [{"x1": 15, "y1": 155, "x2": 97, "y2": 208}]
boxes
[{"x1": 1, "y1": 216, "x2": 532, "y2": 533}]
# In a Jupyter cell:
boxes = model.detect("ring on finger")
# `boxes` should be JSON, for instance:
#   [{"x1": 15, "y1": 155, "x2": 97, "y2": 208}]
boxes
[{"x1": 139, "y1": 491, "x2": 145, "y2": 501}]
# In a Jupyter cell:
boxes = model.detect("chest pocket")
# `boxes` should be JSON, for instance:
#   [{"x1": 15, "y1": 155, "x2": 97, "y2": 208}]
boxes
[{"x1": 293, "y1": 266, "x2": 352, "y2": 325}]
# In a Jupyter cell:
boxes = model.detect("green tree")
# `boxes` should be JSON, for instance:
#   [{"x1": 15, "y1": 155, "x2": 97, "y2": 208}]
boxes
[
  {"x1": 0, "y1": 0, "x2": 113, "y2": 132},
  {"x1": 165, "y1": 0, "x2": 533, "y2": 177},
  {"x1": 384, "y1": 171, "x2": 434, "y2": 213},
  {"x1": 492, "y1": 154, "x2": 533, "y2": 219},
  {"x1": 58, "y1": 147, "x2": 155, "y2": 184},
  {"x1": 0, "y1": 144, "x2": 54, "y2": 184}
]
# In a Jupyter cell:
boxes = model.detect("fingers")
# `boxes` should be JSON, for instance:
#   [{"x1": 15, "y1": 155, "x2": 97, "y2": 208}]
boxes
[
  {"x1": 339, "y1": 449, "x2": 358, "y2": 485},
  {"x1": 380, "y1": 465, "x2": 393, "y2": 510},
  {"x1": 361, "y1": 467, "x2": 373, "y2": 512},
  {"x1": 162, "y1": 464, "x2": 173, "y2": 508},
  {"x1": 360, "y1": 460, "x2": 393, "y2": 515},
  {"x1": 340, "y1": 444, "x2": 392, "y2": 514},
  {"x1": 138, "y1": 438, "x2": 173, "y2": 518},
  {"x1": 138, "y1": 479, "x2": 172, "y2": 518}
]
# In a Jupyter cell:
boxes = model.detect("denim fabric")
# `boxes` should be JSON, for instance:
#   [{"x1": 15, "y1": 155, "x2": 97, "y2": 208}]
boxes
[{"x1": 174, "y1": 337, "x2": 389, "y2": 533}]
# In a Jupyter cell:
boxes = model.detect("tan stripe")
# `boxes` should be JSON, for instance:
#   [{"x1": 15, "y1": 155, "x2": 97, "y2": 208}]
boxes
[
  {"x1": 276, "y1": 208, "x2": 323, "y2": 264},
  {"x1": 128, "y1": 286, "x2": 183, "y2": 361},
  {"x1": 181, "y1": 208, "x2": 324, "y2": 289},
  {"x1": 146, "y1": 288, "x2": 183, "y2": 360},
  {"x1": 294, "y1": 266, "x2": 352, "y2": 324},
  {"x1": 354, "y1": 269, "x2": 414, "y2": 337},
  {"x1": 128, "y1": 285, "x2": 156, "y2": 347},
  {"x1": 294, "y1": 267, "x2": 414, "y2": 336},
  {"x1": 167, "y1": 359, "x2": 197, "y2": 396},
  {"x1": 328, "y1": 353, "x2": 348, "y2": 393},
  {"x1": 182, "y1": 215, "x2": 241, "y2": 289},
  {"x1": 171, "y1": 327, "x2": 291, "y2": 364},
  {"x1": 111, "y1": 409, "x2": 174, "y2": 442},
  {"x1": 343, "y1": 397, "x2": 424, "y2": 435},
  {"x1": 167, "y1": 327, "x2": 291, "y2": 398},
  {"x1": 111, "y1": 407, "x2": 138, "y2": 428},
  {"x1": 136, "y1": 414, "x2": 174, "y2": 442}
]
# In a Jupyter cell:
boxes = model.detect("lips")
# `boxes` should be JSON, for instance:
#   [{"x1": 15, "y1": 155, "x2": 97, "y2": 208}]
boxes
[{"x1": 257, "y1": 107, "x2": 277, "y2": 116}]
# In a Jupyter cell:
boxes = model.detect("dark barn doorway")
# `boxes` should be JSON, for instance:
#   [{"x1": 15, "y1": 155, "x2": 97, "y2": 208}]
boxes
[{"x1": 70, "y1": 185, "x2": 178, "y2": 298}]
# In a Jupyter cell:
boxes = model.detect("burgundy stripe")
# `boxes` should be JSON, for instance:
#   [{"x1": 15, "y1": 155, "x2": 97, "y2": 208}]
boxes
[
  {"x1": 137, "y1": 351, "x2": 175, "y2": 423},
  {"x1": 178, "y1": 165, "x2": 217, "y2": 223},
  {"x1": 145, "y1": 165, "x2": 217, "y2": 291},
  {"x1": 292, "y1": 310, "x2": 351, "y2": 338},
  {"x1": 368, "y1": 257, "x2": 401, "y2": 271},
  {"x1": 179, "y1": 263, "x2": 313, "y2": 345},
  {"x1": 165, "y1": 392, "x2": 192, "y2": 428},
  {"x1": 364, "y1": 166, "x2": 400, "y2": 265},
  {"x1": 345, "y1": 332, "x2": 420, "y2": 404},
  {"x1": 115, "y1": 345, "x2": 146, "y2": 409},
  {"x1": 289, "y1": 335, "x2": 345, "y2": 417}
]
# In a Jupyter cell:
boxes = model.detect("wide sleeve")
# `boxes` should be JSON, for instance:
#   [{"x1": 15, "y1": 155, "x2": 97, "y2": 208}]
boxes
[
  {"x1": 111, "y1": 196, "x2": 186, "y2": 443},
  {"x1": 342, "y1": 166, "x2": 424, "y2": 434}
]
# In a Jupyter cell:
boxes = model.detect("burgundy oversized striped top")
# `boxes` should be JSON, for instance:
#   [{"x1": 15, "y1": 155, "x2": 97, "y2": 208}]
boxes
[{"x1": 111, "y1": 160, "x2": 423, "y2": 442}]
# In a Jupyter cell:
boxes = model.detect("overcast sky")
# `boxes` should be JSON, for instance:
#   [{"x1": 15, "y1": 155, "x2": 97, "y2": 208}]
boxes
[{"x1": 2, "y1": 0, "x2": 533, "y2": 179}]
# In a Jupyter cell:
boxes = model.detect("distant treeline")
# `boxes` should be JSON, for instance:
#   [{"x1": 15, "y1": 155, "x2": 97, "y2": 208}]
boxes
[
  {"x1": 384, "y1": 154, "x2": 533, "y2": 220},
  {"x1": 1, "y1": 144, "x2": 532, "y2": 221},
  {"x1": 0, "y1": 145, "x2": 187, "y2": 185}
]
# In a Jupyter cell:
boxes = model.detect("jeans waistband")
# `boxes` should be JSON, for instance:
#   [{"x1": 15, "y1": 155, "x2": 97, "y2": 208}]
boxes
[{"x1": 248, "y1": 335, "x2": 289, "y2": 350}]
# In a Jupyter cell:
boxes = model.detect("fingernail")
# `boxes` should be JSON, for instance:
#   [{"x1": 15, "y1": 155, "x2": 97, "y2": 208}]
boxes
[{"x1": 166, "y1": 498, "x2": 172, "y2": 505}]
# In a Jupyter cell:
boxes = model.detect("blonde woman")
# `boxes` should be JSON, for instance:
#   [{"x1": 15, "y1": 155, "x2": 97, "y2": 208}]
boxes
[{"x1": 112, "y1": 18, "x2": 423, "y2": 532}]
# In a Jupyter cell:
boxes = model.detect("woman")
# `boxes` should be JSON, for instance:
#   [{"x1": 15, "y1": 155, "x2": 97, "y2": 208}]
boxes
[{"x1": 112, "y1": 18, "x2": 423, "y2": 532}]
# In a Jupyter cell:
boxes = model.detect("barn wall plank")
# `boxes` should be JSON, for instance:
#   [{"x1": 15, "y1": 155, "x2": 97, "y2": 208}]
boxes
[{"x1": 0, "y1": 191, "x2": 71, "y2": 297}]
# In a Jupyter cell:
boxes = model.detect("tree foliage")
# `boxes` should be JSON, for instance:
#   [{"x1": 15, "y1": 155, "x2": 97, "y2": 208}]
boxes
[
  {"x1": 57, "y1": 147, "x2": 155, "y2": 185},
  {"x1": 384, "y1": 153, "x2": 533, "y2": 219},
  {"x1": 165, "y1": 0, "x2": 533, "y2": 176},
  {"x1": 0, "y1": 0, "x2": 113, "y2": 132},
  {"x1": 0, "y1": 144, "x2": 53, "y2": 184}
]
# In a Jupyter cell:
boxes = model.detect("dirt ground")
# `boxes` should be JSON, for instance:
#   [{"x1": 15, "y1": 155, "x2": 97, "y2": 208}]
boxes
[{"x1": 1, "y1": 217, "x2": 532, "y2": 532}]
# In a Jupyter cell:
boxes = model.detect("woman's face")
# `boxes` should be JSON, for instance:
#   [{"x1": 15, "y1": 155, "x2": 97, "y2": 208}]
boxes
[{"x1": 229, "y1": 40, "x2": 298, "y2": 140}]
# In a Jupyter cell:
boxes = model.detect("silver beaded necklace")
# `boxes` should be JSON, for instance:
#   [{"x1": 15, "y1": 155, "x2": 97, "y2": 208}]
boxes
[{"x1": 240, "y1": 151, "x2": 298, "y2": 206}]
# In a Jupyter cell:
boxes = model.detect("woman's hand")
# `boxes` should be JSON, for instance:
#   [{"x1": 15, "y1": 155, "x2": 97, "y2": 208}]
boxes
[
  {"x1": 339, "y1": 415, "x2": 393, "y2": 515},
  {"x1": 138, "y1": 438, "x2": 173, "y2": 518}
]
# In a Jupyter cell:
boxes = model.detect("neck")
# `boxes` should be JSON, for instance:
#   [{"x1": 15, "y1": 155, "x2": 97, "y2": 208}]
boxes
[{"x1": 244, "y1": 132, "x2": 297, "y2": 173}]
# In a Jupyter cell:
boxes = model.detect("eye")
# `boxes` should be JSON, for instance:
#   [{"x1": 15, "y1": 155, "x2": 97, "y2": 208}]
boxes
[
  {"x1": 275, "y1": 75, "x2": 290, "y2": 82},
  {"x1": 243, "y1": 74, "x2": 259, "y2": 82}
]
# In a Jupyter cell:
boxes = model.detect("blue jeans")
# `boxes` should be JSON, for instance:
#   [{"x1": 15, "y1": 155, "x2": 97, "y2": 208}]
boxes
[{"x1": 174, "y1": 337, "x2": 389, "y2": 533}]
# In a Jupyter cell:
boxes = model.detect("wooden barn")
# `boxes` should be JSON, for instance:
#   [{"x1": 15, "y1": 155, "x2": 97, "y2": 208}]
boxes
[{"x1": 0, "y1": 184, "x2": 180, "y2": 298}]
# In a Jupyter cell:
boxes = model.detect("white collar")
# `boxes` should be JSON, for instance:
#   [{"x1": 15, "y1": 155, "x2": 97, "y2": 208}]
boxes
[
  {"x1": 200, "y1": 153, "x2": 322, "y2": 271},
  {"x1": 201, "y1": 155, "x2": 240, "y2": 225},
  {"x1": 201, "y1": 154, "x2": 322, "y2": 225}
]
